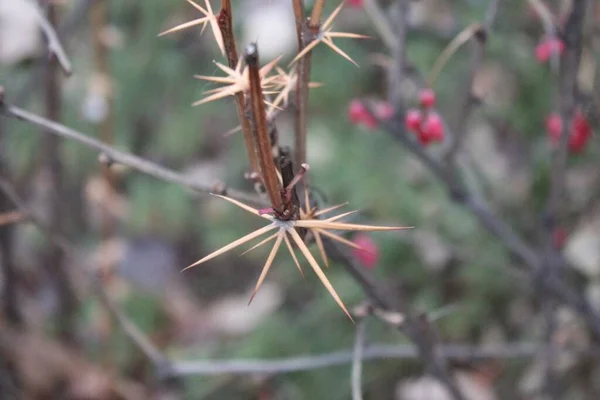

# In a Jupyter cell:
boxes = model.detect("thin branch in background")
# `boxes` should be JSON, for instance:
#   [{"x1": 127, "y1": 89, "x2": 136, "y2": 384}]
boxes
[
  {"x1": 27, "y1": 0, "x2": 73, "y2": 75},
  {"x1": 171, "y1": 342, "x2": 540, "y2": 376},
  {"x1": 363, "y1": 0, "x2": 395, "y2": 52},
  {"x1": 443, "y1": 0, "x2": 501, "y2": 169},
  {"x1": 541, "y1": 0, "x2": 588, "y2": 396},
  {"x1": 244, "y1": 44, "x2": 284, "y2": 212},
  {"x1": 351, "y1": 319, "x2": 367, "y2": 400},
  {"x1": 374, "y1": 111, "x2": 600, "y2": 341},
  {"x1": 0, "y1": 102, "x2": 264, "y2": 206},
  {"x1": 14, "y1": 0, "x2": 95, "y2": 107},
  {"x1": 42, "y1": 2, "x2": 77, "y2": 344},
  {"x1": 0, "y1": 178, "x2": 175, "y2": 380},
  {"x1": 217, "y1": 0, "x2": 260, "y2": 174},
  {"x1": 388, "y1": 0, "x2": 409, "y2": 107}
]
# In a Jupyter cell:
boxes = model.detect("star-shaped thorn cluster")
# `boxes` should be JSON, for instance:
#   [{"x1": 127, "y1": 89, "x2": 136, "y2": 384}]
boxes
[
  {"x1": 290, "y1": 2, "x2": 369, "y2": 67},
  {"x1": 183, "y1": 169, "x2": 411, "y2": 321},
  {"x1": 159, "y1": 0, "x2": 224, "y2": 55}
]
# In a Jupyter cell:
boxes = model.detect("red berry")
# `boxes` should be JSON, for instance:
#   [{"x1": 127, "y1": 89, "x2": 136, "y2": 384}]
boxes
[
  {"x1": 374, "y1": 101, "x2": 395, "y2": 121},
  {"x1": 346, "y1": 0, "x2": 364, "y2": 8},
  {"x1": 404, "y1": 108, "x2": 422, "y2": 132},
  {"x1": 417, "y1": 127, "x2": 432, "y2": 145},
  {"x1": 352, "y1": 233, "x2": 379, "y2": 269},
  {"x1": 535, "y1": 37, "x2": 565, "y2": 63},
  {"x1": 422, "y1": 112, "x2": 444, "y2": 142},
  {"x1": 546, "y1": 111, "x2": 591, "y2": 153},
  {"x1": 348, "y1": 99, "x2": 367, "y2": 125},
  {"x1": 553, "y1": 227, "x2": 568, "y2": 249},
  {"x1": 418, "y1": 88, "x2": 436, "y2": 108},
  {"x1": 546, "y1": 113, "x2": 563, "y2": 140}
]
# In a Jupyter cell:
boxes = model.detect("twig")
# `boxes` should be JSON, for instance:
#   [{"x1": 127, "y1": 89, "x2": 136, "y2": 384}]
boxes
[
  {"x1": 0, "y1": 102, "x2": 263, "y2": 206},
  {"x1": 444, "y1": 0, "x2": 502, "y2": 168},
  {"x1": 217, "y1": 0, "x2": 260, "y2": 173},
  {"x1": 171, "y1": 342, "x2": 540, "y2": 376},
  {"x1": 352, "y1": 319, "x2": 367, "y2": 400},
  {"x1": 363, "y1": 0, "x2": 395, "y2": 52},
  {"x1": 27, "y1": 0, "x2": 73, "y2": 75},
  {"x1": 14, "y1": 0, "x2": 95, "y2": 107}
]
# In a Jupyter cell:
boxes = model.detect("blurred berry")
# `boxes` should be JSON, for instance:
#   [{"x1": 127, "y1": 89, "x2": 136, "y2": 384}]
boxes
[
  {"x1": 352, "y1": 233, "x2": 379, "y2": 269},
  {"x1": 422, "y1": 112, "x2": 444, "y2": 142},
  {"x1": 535, "y1": 37, "x2": 565, "y2": 63},
  {"x1": 418, "y1": 88, "x2": 436, "y2": 108},
  {"x1": 346, "y1": 0, "x2": 364, "y2": 8},
  {"x1": 348, "y1": 99, "x2": 367, "y2": 125},
  {"x1": 404, "y1": 108, "x2": 422, "y2": 132},
  {"x1": 374, "y1": 101, "x2": 395, "y2": 121}
]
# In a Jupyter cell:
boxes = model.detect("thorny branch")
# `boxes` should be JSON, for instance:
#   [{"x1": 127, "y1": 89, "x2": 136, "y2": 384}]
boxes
[
  {"x1": 0, "y1": 101, "x2": 263, "y2": 206},
  {"x1": 292, "y1": 0, "x2": 312, "y2": 167},
  {"x1": 217, "y1": 0, "x2": 260, "y2": 173}
]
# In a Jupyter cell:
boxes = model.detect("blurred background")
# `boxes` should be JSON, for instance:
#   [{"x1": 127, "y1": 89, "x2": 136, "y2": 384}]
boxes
[{"x1": 0, "y1": 0, "x2": 599, "y2": 398}]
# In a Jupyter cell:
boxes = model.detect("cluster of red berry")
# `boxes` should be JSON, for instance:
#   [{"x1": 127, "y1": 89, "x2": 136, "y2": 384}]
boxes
[
  {"x1": 545, "y1": 110, "x2": 592, "y2": 153},
  {"x1": 348, "y1": 99, "x2": 394, "y2": 130},
  {"x1": 404, "y1": 89, "x2": 445, "y2": 145}
]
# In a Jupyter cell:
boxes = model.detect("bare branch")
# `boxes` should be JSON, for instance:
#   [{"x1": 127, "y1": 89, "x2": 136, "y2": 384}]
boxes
[
  {"x1": 27, "y1": 0, "x2": 73, "y2": 75},
  {"x1": 444, "y1": 0, "x2": 502, "y2": 168},
  {"x1": 172, "y1": 342, "x2": 539, "y2": 376},
  {"x1": 0, "y1": 102, "x2": 263, "y2": 206}
]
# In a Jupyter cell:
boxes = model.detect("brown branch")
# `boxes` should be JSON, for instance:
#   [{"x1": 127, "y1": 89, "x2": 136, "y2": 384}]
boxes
[
  {"x1": 0, "y1": 102, "x2": 263, "y2": 206},
  {"x1": 309, "y1": 0, "x2": 327, "y2": 28},
  {"x1": 244, "y1": 44, "x2": 284, "y2": 213},
  {"x1": 217, "y1": 0, "x2": 259, "y2": 173},
  {"x1": 292, "y1": 0, "x2": 314, "y2": 167},
  {"x1": 43, "y1": 2, "x2": 77, "y2": 344}
]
